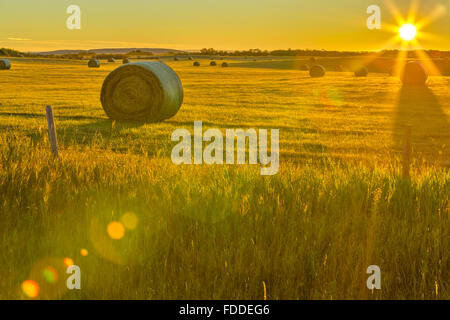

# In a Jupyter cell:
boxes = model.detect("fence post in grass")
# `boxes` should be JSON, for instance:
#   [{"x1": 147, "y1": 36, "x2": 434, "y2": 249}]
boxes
[
  {"x1": 45, "y1": 105, "x2": 59, "y2": 157},
  {"x1": 402, "y1": 125, "x2": 412, "y2": 178}
]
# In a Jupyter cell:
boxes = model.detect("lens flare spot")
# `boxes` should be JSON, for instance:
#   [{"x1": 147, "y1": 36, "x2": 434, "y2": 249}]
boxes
[
  {"x1": 64, "y1": 258, "x2": 74, "y2": 268},
  {"x1": 22, "y1": 280, "x2": 40, "y2": 298},
  {"x1": 80, "y1": 249, "x2": 88, "y2": 256},
  {"x1": 399, "y1": 24, "x2": 417, "y2": 41},
  {"x1": 107, "y1": 221, "x2": 125, "y2": 240},
  {"x1": 42, "y1": 266, "x2": 58, "y2": 284},
  {"x1": 121, "y1": 212, "x2": 138, "y2": 230}
]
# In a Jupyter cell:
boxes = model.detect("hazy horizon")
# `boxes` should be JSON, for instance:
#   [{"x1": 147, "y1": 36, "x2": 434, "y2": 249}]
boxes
[{"x1": 15, "y1": 47, "x2": 450, "y2": 55}]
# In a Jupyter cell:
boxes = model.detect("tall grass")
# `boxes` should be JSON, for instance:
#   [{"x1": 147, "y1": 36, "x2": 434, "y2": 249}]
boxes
[{"x1": 0, "y1": 135, "x2": 448, "y2": 299}]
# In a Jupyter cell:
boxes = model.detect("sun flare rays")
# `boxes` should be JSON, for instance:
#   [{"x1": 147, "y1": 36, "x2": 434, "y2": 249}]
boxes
[{"x1": 382, "y1": 0, "x2": 446, "y2": 78}]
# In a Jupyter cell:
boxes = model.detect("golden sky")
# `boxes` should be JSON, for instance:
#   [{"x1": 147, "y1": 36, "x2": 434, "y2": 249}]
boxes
[{"x1": 1, "y1": 0, "x2": 449, "y2": 52}]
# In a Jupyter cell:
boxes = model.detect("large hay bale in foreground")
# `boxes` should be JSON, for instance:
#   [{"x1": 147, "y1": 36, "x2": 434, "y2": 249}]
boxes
[
  {"x1": 100, "y1": 61, "x2": 183, "y2": 122},
  {"x1": 401, "y1": 61, "x2": 428, "y2": 86},
  {"x1": 88, "y1": 59, "x2": 100, "y2": 68},
  {"x1": 123, "y1": 58, "x2": 130, "y2": 64},
  {"x1": 210, "y1": 61, "x2": 217, "y2": 66},
  {"x1": 310, "y1": 65, "x2": 326, "y2": 78},
  {"x1": 0, "y1": 59, "x2": 11, "y2": 70},
  {"x1": 354, "y1": 66, "x2": 369, "y2": 77},
  {"x1": 193, "y1": 61, "x2": 200, "y2": 67},
  {"x1": 221, "y1": 62, "x2": 229, "y2": 68}
]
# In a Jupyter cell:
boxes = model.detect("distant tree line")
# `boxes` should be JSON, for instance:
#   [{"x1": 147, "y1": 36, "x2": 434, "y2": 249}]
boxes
[
  {"x1": 0, "y1": 48, "x2": 25, "y2": 57},
  {"x1": 199, "y1": 48, "x2": 450, "y2": 58},
  {"x1": 2, "y1": 47, "x2": 449, "y2": 59}
]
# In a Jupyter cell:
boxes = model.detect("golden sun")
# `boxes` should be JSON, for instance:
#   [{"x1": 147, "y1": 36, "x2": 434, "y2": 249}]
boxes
[{"x1": 399, "y1": 23, "x2": 417, "y2": 42}]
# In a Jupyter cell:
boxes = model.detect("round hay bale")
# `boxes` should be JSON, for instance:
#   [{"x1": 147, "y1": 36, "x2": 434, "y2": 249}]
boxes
[
  {"x1": 0, "y1": 59, "x2": 11, "y2": 70},
  {"x1": 108, "y1": 58, "x2": 116, "y2": 63},
  {"x1": 354, "y1": 66, "x2": 369, "y2": 77},
  {"x1": 300, "y1": 64, "x2": 310, "y2": 71},
  {"x1": 123, "y1": 58, "x2": 131, "y2": 64},
  {"x1": 221, "y1": 62, "x2": 229, "y2": 68},
  {"x1": 88, "y1": 59, "x2": 100, "y2": 68},
  {"x1": 188, "y1": 57, "x2": 193, "y2": 61},
  {"x1": 401, "y1": 61, "x2": 428, "y2": 86},
  {"x1": 193, "y1": 61, "x2": 200, "y2": 67},
  {"x1": 309, "y1": 65, "x2": 326, "y2": 78},
  {"x1": 309, "y1": 57, "x2": 317, "y2": 64},
  {"x1": 100, "y1": 61, "x2": 183, "y2": 122},
  {"x1": 174, "y1": 57, "x2": 179, "y2": 61},
  {"x1": 210, "y1": 61, "x2": 217, "y2": 66}
]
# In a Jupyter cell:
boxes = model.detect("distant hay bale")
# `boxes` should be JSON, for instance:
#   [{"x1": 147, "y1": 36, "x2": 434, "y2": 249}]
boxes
[
  {"x1": 401, "y1": 61, "x2": 428, "y2": 86},
  {"x1": 193, "y1": 61, "x2": 200, "y2": 67},
  {"x1": 335, "y1": 65, "x2": 345, "y2": 72},
  {"x1": 0, "y1": 59, "x2": 11, "y2": 70},
  {"x1": 309, "y1": 57, "x2": 317, "y2": 64},
  {"x1": 88, "y1": 59, "x2": 100, "y2": 68},
  {"x1": 108, "y1": 58, "x2": 116, "y2": 63},
  {"x1": 438, "y1": 60, "x2": 450, "y2": 76},
  {"x1": 300, "y1": 64, "x2": 310, "y2": 71},
  {"x1": 100, "y1": 61, "x2": 183, "y2": 122},
  {"x1": 221, "y1": 62, "x2": 229, "y2": 68},
  {"x1": 354, "y1": 66, "x2": 369, "y2": 77},
  {"x1": 174, "y1": 57, "x2": 179, "y2": 61},
  {"x1": 188, "y1": 57, "x2": 193, "y2": 61},
  {"x1": 210, "y1": 61, "x2": 217, "y2": 66},
  {"x1": 123, "y1": 58, "x2": 130, "y2": 64},
  {"x1": 388, "y1": 68, "x2": 395, "y2": 76},
  {"x1": 19, "y1": 54, "x2": 25, "y2": 58},
  {"x1": 309, "y1": 65, "x2": 326, "y2": 78}
]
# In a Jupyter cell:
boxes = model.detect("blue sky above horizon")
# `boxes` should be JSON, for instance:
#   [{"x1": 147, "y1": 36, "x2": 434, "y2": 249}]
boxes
[{"x1": 1, "y1": 0, "x2": 449, "y2": 51}]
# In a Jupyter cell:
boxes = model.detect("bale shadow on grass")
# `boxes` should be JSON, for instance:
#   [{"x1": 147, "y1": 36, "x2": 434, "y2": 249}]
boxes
[
  {"x1": 28, "y1": 119, "x2": 147, "y2": 151},
  {"x1": 393, "y1": 86, "x2": 450, "y2": 165},
  {"x1": 62, "y1": 120, "x2": 147, "y2": 146}
]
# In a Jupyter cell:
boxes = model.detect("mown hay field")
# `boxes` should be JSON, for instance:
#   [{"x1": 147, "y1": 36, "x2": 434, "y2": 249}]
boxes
[{"x1": 0, "y1": 57, "x2": 449, "y2": 299}]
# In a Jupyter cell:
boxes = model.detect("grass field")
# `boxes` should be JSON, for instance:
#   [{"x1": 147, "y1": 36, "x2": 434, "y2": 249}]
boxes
[{"x1": 0, "y1": 57, "x2": 449, "y2": 299}]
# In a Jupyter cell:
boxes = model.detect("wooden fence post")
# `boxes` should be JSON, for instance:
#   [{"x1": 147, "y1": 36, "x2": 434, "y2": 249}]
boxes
[
  {"x1": 402, "y1": 125, "x2": 412, "y2": 178},
  {"x1": 46, "y1": 105, "x2": 59, "y2": 157}
]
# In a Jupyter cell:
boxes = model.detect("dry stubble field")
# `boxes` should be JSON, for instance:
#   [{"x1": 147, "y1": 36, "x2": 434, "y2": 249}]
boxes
[{"x1": 0, "y1": 57, "x2": 448, "y2": 299}]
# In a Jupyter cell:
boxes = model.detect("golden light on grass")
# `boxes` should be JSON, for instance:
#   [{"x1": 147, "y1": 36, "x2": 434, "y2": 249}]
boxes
[
  {"x1": 64, "y1": 257, "x2": 74, "y2": 268},
  {"x1": 107, "y1": 221, "x2": 125, "y2": 240},
  {"x1": 21, "y1": 280, "x2": 39, "y2": 298},
  {"x1": 121, "y1": 212, "x2": 138, "y2": 230},
  {"x1": 399, "y1": 23, "x2": 417, "y2": 42},
  {"x1": 80, "y1": 249, "x2": 88, "y2": 256}
]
